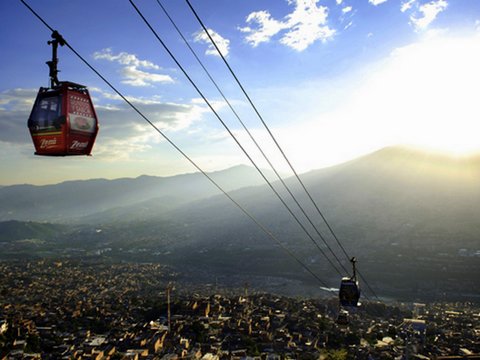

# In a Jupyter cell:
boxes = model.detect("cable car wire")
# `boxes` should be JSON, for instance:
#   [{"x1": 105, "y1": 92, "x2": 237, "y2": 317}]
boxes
[
  {"x1": 185, "y1": 0, "x2": 381, "y2": 302},
  {"x1": 129, "y1": 0, "x2": 345, "y2": 277},
  {"x1": 155, "y1": 0, "x2": 351, "y2": 278},
  {"x1": 18, "y1": 0, "x2": 333, "y2": 290}
]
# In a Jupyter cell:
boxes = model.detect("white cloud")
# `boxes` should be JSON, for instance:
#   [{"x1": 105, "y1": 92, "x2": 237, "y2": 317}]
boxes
[
  {"x1": 369, "y1": 0, "x2": 389, "y2": 5},
  {"x1": 93, "y1": 49, "x2": 159, "y2": 69},
  {"x1": 342, "y1": 6, "x2": 353, "y2": 14},
  {"x1": 193, "y1": 28, "x2": 230, "y2": 57},
  {"x1": 0, "y1": 89, "x2": 39, "y2": 144},
  {"x1": 87, "y1": 93, "x2": 214, "y2": 161},
  {"x1": 401, "y1": 0, "x2": 416, "y2": 12},
  {"x1": 239, "y1": 0, "x2": 335, "y2": 51},
  {"x1": 281, "y1": 0, "x2": 335, "y2": 51},
  {"x1": 336, "y1": 0, "x2": 343, "y2": 4},
  {"x1": 410, "y1": 0, "x2": 448, "y2": 31},
  {"x1": 238, "y1": 10, "x2": 286, "y2": 47},
  {"x1": 90, "y1": 88, "x2": 166, "y2": 106},
  {"x1": 0, "y1": 88, "x2": 36, "y2": 111},
  {"x1": 121, "y1": 66, "x2": 174, "y2": 87},
  {"x1": 94, "y1": 89, "x2": 209, "y2": 132},
  {"x1": 344, "y1": 21, "x2": 354, "y2": 30},
  {"x1": 93, "y1": 49, "x2": 174, "y2": 87}
]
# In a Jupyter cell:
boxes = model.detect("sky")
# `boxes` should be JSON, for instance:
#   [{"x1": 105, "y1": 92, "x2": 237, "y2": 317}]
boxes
[{"x1": 1, "y1": 0, "x2": 479, "y2": 185}]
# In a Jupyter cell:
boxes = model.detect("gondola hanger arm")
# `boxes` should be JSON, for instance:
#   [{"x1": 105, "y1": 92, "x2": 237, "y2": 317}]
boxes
[{"x1": 46, "y1": 30, "x2": 66, "y2": 88}]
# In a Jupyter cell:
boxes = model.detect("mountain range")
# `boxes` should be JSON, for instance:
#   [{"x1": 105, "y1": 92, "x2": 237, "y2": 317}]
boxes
[
  {"x1": 0, "y1": 164, "x2": 273, "y2": 223},
  {"x1": 1, "y1": 146, "x2": 479, "y2": 301}
]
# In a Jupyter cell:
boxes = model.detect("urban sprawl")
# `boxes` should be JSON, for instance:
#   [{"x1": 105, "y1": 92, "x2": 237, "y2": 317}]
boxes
[{"x1": 1, "y1": 260, "x2": 479, "y2": 359}]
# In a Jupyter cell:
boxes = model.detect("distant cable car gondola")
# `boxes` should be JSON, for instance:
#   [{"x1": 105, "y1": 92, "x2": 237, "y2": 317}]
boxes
[
  {"x1": 28, "y1": 31, "x2": 98, "y2": 156},
  {"x1": 336, "y1": 309, "x2": 350, "y2": 325},
  {"x1": 339, "y1": 257, "x2": 360, "y2": 308}
]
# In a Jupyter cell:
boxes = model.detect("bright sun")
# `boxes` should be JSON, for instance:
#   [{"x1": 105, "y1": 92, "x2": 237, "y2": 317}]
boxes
[
  {"x1": 262, "y1": 33, "x2": 480, "y2": 173},
  {"x1": 360, "y1": 33, "x2": 480, "y2": 156}
]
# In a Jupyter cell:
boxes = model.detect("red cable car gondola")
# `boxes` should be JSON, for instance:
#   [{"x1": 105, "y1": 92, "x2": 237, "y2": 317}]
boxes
[{"x1": 28, "y1": 31, "x2": 98, "y2": 156}]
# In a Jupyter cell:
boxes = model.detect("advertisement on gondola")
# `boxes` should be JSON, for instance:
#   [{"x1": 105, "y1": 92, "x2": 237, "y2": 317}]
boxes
[{"x1": 68, "y1": 94, "x2": 96, "y2": 133}]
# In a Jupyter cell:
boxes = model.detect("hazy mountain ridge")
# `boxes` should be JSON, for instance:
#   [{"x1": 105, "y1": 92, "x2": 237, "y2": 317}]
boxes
[
  {"x1": 297, "y1": 147, "x2": 480, "y2": 243},
  {"x1": 0, "y1": 165, "x2": 272, "y2": 223},
  {"x1": 3, "y1": 146, "x2": 479, "y2": 251},
  {"x1": 160, "y1": 147, "x2": 480, "y2": 252}
]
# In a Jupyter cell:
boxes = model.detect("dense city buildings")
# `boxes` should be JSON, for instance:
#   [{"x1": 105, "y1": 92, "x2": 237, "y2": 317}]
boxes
[{"x1": 1, "y1": 260, "x2": 479, "y2": 359}]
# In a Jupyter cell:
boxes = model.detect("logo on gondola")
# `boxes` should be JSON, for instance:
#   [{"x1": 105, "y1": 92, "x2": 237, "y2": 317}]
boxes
[
  {"x1": 40, "y1": 138, "x2": 57, "y2": 149},
  {"x1": 70, "y1": 140, "x2": 88, "y2": 150}
]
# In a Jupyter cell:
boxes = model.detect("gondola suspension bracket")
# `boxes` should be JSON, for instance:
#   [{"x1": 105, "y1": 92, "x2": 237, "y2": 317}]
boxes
[{"x1": 46, "y1": 30, "x2": 66, "y2": 88}]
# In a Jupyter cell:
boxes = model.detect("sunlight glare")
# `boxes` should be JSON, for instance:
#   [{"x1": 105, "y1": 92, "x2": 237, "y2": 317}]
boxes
[{"x1": 356, "y1": 33, "x2": 480, "y2": 156}]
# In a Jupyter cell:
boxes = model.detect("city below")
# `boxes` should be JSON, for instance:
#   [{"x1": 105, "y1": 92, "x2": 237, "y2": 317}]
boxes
[{"x1": 1, "y1": 259, "x2": 479, "y2": 359}]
